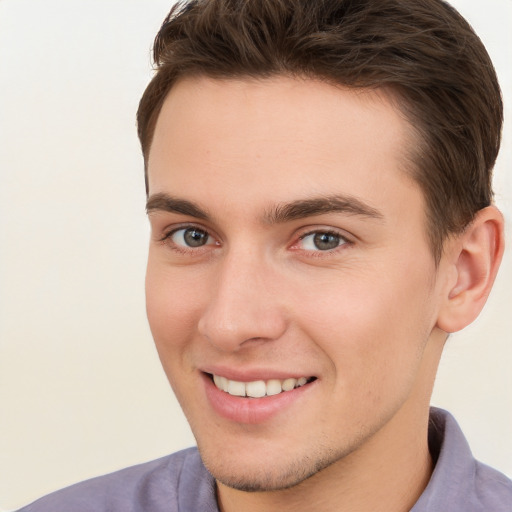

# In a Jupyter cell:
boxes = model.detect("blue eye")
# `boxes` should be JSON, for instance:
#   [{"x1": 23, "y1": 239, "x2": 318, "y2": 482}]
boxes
[
  {"x1": 299, "y1": 231, "x2": 346, "y2": 251},
  {"x1": 170, "y1": 227, "x2": 212, "y2": 248}
]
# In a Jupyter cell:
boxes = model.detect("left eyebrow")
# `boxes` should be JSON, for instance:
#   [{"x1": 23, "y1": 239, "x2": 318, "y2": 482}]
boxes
[
  {"x1": 146, "y1": 193, "x2": 210, "y2": 220},
  {"x1": 264, "y1": 195, "x2": 384, "y2": 224}
]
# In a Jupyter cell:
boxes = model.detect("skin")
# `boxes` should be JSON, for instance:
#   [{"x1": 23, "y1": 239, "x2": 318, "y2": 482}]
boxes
[{"x1": 144, "y1": 76, "x2": 503, "y2": 512}]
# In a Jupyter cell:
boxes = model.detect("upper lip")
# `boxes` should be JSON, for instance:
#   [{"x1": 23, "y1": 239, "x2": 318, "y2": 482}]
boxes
[{"x1": 201, "y1": 366, "x2": 316, "y2": 382}]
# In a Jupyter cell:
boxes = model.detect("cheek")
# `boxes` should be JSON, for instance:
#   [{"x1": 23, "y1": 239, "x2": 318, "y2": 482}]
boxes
[
  {"x1": 145, "y1": 259, "x2": 205, "y2": 359},
  {"x1": 293, "y1": 262, "x2": 436, "y2": 393},
  {"x1": 145, "y1": 265, "x2": 209, "y2": 415}
]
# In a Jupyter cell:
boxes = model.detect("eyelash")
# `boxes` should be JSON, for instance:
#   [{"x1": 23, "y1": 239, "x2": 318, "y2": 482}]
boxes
[
  {"x1": 294, "y1": 229, "x2": 351, "y2": 255},
  {"x1": 159, "y1": 224, "x2": 216, "y2": 255},
  {"x1": 159, "y1": 224, "x2": 352, "y2": 256}
]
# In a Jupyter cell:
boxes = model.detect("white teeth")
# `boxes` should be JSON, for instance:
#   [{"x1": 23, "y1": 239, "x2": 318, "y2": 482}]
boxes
[
  {"x1": 246, "y1": 380, "x2": 266, "y2": 398},
  {"x1": 282, "y1": 378, "x2": 297, "y2": 391},
  {"x1": 227, "y1": 380, "x2": 246, "y2": 397},
  {"x1": 212, "y1": 374, "x2": 312, "y2": 397},
  {"x1": 266, "y1": 379, "x2": 282, "y2": 396},
  {"x1": 213, "y1": 374, "x2": 229, "y2": 392}
]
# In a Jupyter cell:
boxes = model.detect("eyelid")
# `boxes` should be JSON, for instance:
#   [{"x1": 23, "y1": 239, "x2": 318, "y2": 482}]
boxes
[
  {"x1": 159, "y1": 222, "x2": 212, "y2": 240},
  {"x1": 156, "y1": 222, "x2": 352, "y2": 255},
  {"x1": 291, "y1": 227, "x2": 353, "y2": 253},
  {"x1": 159, "y1": 223, "x2": 220, "y2": 252}
]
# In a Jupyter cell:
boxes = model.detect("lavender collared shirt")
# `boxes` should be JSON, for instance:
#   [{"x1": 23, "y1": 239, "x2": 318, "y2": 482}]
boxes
[{"x1": 17, "y1": 408, "x2": 512, "y2": 511}]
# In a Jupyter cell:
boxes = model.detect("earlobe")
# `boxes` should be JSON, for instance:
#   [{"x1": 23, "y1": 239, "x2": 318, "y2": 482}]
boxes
[{"x1": 436, "y1": 206, "x2": 505, "y2": 333}]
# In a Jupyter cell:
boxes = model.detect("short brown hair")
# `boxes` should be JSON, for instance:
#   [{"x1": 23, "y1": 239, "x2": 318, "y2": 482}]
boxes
[{"x1": 137, "y1": 0, "x2": 503, "y2": 261}]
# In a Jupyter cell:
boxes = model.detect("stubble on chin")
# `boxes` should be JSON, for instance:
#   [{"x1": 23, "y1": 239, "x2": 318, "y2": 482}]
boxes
[{"x1": 200, "y1": 446, "x2": 345, "y2": 493}]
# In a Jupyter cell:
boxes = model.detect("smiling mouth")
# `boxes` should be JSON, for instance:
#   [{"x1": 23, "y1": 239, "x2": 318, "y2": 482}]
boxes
[{"x1": 209, "y1": 374, "x2": 317, "y2": 398}]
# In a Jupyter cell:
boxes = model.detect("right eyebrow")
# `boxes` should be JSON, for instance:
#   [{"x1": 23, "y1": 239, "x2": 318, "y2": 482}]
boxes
[
  {"x1": 146, "y1": 193, "x2": 210, "y2": 220},
  {"x1": 264, "y1": 194, "x2": 384, "y2": 224}
]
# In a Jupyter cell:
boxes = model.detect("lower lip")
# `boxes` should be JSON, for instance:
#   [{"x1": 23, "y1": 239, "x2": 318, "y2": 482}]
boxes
[{"x1": 202, "y1": 373, "x2": 316, "y2": 424}]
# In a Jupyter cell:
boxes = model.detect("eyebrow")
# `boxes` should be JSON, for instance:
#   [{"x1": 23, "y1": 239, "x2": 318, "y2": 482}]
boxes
[
  {"x1": 146, "y1": 192, "x2": 384, "y2": 224},
  {"x1": 146, "y1": 193, "x2": 210, "y2": 220},
  {"x1": 265, "y1": 195, "x2": 384, "y2": 224}
]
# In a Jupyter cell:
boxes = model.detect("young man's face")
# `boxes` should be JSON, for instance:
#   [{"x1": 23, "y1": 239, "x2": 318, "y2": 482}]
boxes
[{"x1": 145, "y1": 76, "x2": 449, "y2": 491}]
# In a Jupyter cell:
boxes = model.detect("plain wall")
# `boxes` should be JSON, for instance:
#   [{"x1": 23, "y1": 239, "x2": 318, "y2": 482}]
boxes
[{"x1": 0, "y1": 0, "x2": 510, "y2": 510}]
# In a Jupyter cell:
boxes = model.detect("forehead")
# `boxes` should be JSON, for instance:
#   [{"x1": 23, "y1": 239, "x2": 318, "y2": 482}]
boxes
[{"x1": 147, "y1": 75, "x2": 422, "y2": 224}]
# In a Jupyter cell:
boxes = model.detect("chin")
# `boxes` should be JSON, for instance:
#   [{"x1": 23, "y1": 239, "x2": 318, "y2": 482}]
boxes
[{"x1": 198, "y1": 443, "x2": 342, "y2": 492}]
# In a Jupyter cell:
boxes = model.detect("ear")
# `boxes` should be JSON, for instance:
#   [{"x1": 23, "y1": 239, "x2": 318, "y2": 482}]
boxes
[{"x1": 436, "y1": 206, "x2": 505, "y2": 333}]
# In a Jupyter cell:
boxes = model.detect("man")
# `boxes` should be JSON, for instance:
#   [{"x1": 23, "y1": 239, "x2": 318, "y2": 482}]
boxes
[{"x1": 18, "y1": 0, "x2": 512, "y2": 510}]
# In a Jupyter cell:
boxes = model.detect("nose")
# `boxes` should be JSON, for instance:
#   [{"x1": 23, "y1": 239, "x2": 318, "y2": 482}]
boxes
[{"x1": 197, "y1": 249, "x2": 288, "y2": 352}]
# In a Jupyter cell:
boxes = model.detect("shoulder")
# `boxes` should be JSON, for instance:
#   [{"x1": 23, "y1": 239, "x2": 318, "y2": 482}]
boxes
[
  {"x1": 16, "y1": 447, "x2": 216, "y2": 512},
  {"x1": 413, "y1": 408, "x2": 512, "y2": 512},
  {"x1": 471, "y1": 460, "x2": 512, "y2": 511}
]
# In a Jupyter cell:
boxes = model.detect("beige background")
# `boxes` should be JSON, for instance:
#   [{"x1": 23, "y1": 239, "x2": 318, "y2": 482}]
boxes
[{"x1": 0, "y1": 0, "x2": 510, "y2": 510}]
